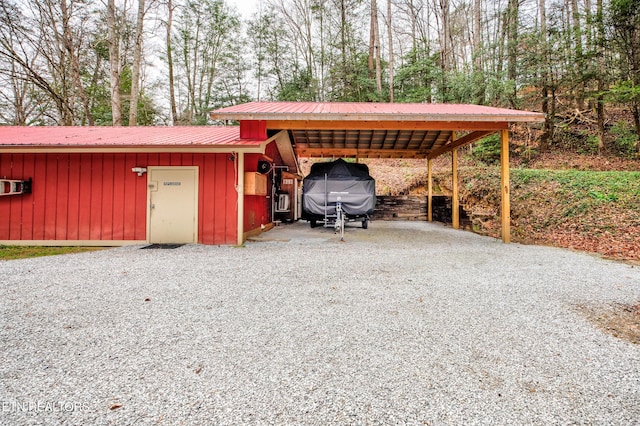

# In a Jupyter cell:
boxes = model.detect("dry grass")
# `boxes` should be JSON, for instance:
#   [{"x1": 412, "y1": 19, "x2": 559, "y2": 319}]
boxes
[{"x1": 0, "y1": 246, "x2": 105, "y2": 261}]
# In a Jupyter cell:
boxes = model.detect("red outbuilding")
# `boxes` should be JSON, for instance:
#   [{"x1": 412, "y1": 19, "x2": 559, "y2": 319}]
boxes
[
  {"x1": 1, "y1": 101, "x2": 544, "y2": 246},
  {"x1": 0, "y1": 125, "x2": 301, "y2": 246}
]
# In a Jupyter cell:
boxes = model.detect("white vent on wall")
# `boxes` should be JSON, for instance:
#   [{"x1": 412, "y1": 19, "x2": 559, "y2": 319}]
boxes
[{"x1": 276, "y1": 193, "x2": 290, "y2": 212}]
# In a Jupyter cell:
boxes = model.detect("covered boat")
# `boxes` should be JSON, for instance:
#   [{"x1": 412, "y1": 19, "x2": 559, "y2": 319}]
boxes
[{"x1": 302, "y1": 159, "x2": 376, "y2": 228}]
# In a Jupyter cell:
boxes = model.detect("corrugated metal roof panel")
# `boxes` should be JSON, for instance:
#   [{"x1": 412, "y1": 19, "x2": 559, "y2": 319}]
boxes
[
  {"x1": 210, "y1": 101, "x2": 545, "y2": 122},
  {"x1": 0, "y1": 126, "x2": 263, "y2": 148}
]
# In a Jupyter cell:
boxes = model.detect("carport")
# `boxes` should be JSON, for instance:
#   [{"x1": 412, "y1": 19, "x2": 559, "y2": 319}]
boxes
[{"x1": 209, "y1": 102, "x2": 545, "y2": 243}]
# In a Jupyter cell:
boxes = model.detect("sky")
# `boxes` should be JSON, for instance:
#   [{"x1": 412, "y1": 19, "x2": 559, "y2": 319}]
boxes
[{"x1": 228, "y1": 0, "x2": 263, "y2": 19}]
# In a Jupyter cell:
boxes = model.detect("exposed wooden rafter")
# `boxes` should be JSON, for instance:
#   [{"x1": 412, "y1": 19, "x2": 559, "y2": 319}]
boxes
[{"x1": 294, "y1": 147, "x2": 429, "y2": 159}]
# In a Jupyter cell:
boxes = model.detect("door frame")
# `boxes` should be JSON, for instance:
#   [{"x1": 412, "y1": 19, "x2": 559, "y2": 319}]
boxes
[{"x1": 146, "y1": 166, "x2": 199, "y2": 244}]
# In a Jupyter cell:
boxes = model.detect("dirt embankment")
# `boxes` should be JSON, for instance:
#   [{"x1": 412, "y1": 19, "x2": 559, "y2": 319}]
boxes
[{"x1": 430, "y1": 164, "x2": 640, "y2": 264}]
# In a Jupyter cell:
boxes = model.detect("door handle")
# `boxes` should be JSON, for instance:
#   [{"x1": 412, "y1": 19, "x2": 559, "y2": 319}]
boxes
[{"x1": 150, "y1": 203, "x2": 155, "y2": 209}]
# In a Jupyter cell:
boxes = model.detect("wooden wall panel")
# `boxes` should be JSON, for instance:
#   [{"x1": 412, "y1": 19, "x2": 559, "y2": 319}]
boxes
[
  {"x1": 243, "y1": 142, "x2": 285, "y2": 233},
  {"x1": 101, "y1": 153, "x2": 115, "y2": 240},
  {"x1": 0, "y1": 154, "x2": 10, "y2": 239},
  {"x1": 136, "y1": 153, "x2": 152, "y2": 240},
  {"x1": 89, "y1": 154, "x2": 103, "y2": 240},
  {"x1": 44, "y1": 154, "x2": 58, "y2": 240},
  {"x1": 20, "y1": 154, "x2": 36, "y2": 239},
  {"x1": 77, "y1": 153, "x2": 93, "y2": 240},
  {"x1": 213, "y1": 154, "x2": 231, "y2": 244},
  {"x1": 8, "y1": 154, "x2": 23, "y2": 239},
  {"x1": 0, "y1": 152, "x2": 239, "y2": 245},
  {"x1": 56, "y1": 154, "x2": 70, "y2": 239},
  {"x1": 111, "y1": 153, "x2": 127, "y2": 240},
  {"x1": 67, "y1": 153, "x2": 82, "y2": 240},
  {"x1": 223, "y1": 155, "x2": 237, "y2": 243},
  {"x1": 32, "y1": 154, "x2": 47, "y2": 240}
]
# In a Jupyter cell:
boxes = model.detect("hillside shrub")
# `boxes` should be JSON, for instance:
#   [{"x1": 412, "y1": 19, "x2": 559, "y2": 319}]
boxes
[
  {"x1": 609, "y1": 121, "x2": 637, "y2": 157},
  {"x1": 472, "y1": 134, "x2": 501, "y2": 164}
]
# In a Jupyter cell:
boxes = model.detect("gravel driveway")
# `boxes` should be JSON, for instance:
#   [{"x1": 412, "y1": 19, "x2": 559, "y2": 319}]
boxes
[{"x1": 1, "y1": 221, "x2": 639, "y2": 425}]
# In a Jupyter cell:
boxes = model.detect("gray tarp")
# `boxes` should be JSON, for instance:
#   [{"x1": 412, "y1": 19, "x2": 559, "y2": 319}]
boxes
[{"x1": 302, "y1": 159, "x2": 376, "y2": 217}]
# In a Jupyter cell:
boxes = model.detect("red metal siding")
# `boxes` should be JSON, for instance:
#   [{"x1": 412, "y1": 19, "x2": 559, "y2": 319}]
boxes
[
  {"x1": 243, "y1": 141, "x2": 284, "y2": 234},
  {"x1": 0, "y1": 152, "x2": 237, "y2": 245},
  {"x1": 239, "y1": 120, "x2": 267, "y2": 140}
]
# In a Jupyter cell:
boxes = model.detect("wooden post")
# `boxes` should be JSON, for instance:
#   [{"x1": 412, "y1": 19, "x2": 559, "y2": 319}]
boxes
[
  {"x1": 500, "y1": 129, "x2": 511, "y2": 243},
  {"x1": 452, "y1": 146, "x2": 459, "y2": 230},
  {"x1": 236, "y1": 152, "x2": 245, "y2": 246},
  {"x1": 427, "y1": 158, "x2": 433, "y2": 222}
]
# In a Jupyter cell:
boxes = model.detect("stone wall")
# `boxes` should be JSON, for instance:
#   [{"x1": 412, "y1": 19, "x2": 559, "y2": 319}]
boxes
[{"x1": 372, "y1": 195, "x2": 471, "y2": 228}]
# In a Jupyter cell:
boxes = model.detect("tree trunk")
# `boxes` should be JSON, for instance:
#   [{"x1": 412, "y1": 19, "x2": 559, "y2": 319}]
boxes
[
  {"x1": 438, "y1": 0, "x2": 451, "y2": 99},
  {"x1": 129, "y1": 0, "x2": 146, "y2": 126},
  {"x1": 473, "y1": 0, "x2": 484, "y2": 104},
  {"x1": 633, "y1": 106, "x2": 640, "y2": 150},
  {"x1": 369, "y1": 0, "x2": 375, "y2": 78},
  {"x1": 539, "y1": 0, "x2": 553, "y2": 152},
  {"x1": 595, "y1": 0, "x2": 605, "y2": 153},
  {"x1": 506, "y1": 0, "x2": 519, "y2": 107},
  {"x1": 388, "y1": 0, "x2": 394, "y2": 102},
  {"x1": 60, "y1": 0, "x2": 94, "y2": 125},
  {"x1": 570, "y1": 0, "x2": 584, "y2": 110},
  {"x1": 318, "y1": 1, "x2": 326, "y2": 101},
  {"x1": 107, "y1": 0, "x2": 122, "y2": 126},
  {"x1": 373, "y1": 0, "x2": 382, "y2": 93},
  {"x1": 439, "y1": 0, "x2": 450, "y2": 72},
  {"x1": 341, "y1": 0, "x2": 347, "y2": 93},
  {"x1": 166, "y1": 0, "x2": 177, "y2": 124}
]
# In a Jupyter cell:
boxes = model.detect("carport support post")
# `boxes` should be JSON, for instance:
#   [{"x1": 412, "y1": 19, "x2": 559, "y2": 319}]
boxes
[
  {"x1": 427, "y1": 159, "x2": 433, "y2": 222},
  {"x1": 237, "y1": 152, "x2": 245, "y2": 246},
  {"x1": 500, "y1": 129, "x2": 511, "y2": 243},
  {"x1": 452, "y1": 144, "x2": 459, "y2": 230}
]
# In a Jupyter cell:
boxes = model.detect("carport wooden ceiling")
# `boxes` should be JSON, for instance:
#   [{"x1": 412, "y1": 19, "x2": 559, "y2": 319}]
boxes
[{"x1": 209, "y1": 101, "x2": 544, "y2": 159}]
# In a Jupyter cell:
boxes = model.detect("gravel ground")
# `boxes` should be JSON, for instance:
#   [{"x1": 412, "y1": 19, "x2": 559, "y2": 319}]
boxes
[{"x1": 1, "y1": 221, "x2": 639, "y2": 425}]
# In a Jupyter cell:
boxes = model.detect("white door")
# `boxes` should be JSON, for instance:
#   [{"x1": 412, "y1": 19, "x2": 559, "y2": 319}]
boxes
[{"x1": 148, "y1": 167, "x2": 198, "y2": 244}]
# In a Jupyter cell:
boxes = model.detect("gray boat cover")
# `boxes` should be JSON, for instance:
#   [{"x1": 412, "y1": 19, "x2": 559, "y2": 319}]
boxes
[{"x1": 303, "y1": 159, "x2": 376, "y2": 216}]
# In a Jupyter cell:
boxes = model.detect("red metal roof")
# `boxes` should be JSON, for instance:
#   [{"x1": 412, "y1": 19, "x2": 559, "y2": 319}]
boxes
[
  {"x1": 0, "y1": 126, "x2": 264, "y2": 148},
  {"x1": 210, "y1": 101, "x2": 545, "y2": 122}
]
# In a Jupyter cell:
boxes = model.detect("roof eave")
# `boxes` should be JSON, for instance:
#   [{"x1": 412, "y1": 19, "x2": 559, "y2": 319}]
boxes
[
  {"x1": 0, "y1": 143, "x2": 269, "y2": 153},
  {"x1": 209, "y1": 112, "x2": 546, "y2": 123}
]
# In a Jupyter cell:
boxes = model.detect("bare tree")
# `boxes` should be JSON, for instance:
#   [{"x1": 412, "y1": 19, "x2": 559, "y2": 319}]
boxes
[
  {"x1": 569, "y1": 0, "x2": 585, "y2": 109},
  {"x1": 369, "y1": 0, "x2": 382, "y2": 94},
  {"x1": 387, "y1": 0, "x2": 394, "y2": 102},
  {"x1": 506, "y1": 0, "x2": 519, "y2": 107},
  {"x1": 0, "y1": 0, "x2": 96, "y2": 125},
  {"x1": 56, "y1": 0, "x2": 94, "y2": 124},
  {"x1": 595, "y1": 0, "x2": 606, "y2": 152},
  {"x1": 129, "y1": 0, "x2": 146, "y2": 126},
  {"x1": 539, "y1": 0, "x2": 553, "y2": 151},
  {"x1": 165, "y1": 0, "x2": 178, "y2": 123},
  {"x1": 472, "y1": 0, "x2": 484, "y2": 103},
  {"x1": 174, "y1": 0, "x2": 242, "y2": 123},
  {"x1": 107, "y1": 0, "x2": 122, "y2": 125}
]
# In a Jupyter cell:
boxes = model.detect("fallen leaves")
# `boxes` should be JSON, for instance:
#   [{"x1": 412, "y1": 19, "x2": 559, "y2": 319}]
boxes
[{"x1": 577, "y1": 302, "x2": 640, "y2": 345}]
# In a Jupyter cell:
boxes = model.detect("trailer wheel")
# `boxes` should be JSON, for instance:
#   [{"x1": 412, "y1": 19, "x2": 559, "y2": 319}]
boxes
[
  {"x1": 310, "y1": 219, "x2": 318, "y2": 228},
  {"x1": 362, "y1": 219, "x2": 369, "y2": 229}
]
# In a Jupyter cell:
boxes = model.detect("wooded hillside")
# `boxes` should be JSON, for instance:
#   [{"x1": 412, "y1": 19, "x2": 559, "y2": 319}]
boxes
[{"x1": 0, "y1": 0, "x2": 638, "y2": 156}]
